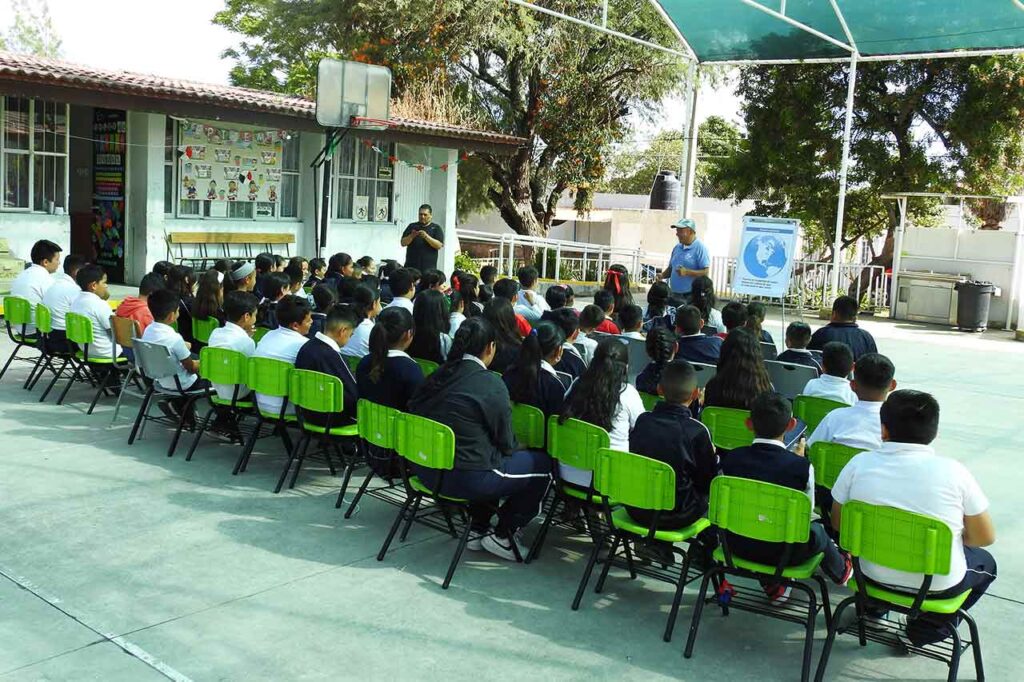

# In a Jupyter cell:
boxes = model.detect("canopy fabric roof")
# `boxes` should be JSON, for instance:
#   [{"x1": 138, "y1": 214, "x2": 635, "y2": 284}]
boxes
[{"x1": 653, "y1": 0, "x2": 1024, "y2": 63}]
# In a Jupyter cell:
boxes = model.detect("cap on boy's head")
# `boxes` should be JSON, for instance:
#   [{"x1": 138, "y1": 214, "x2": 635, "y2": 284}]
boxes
[
  {"x1": 832, "y1": 295, "x2": 860, "y2": 321},
  {"x1": 147, "y1": 287, "x2": 180, "y2": 321},
  {"x1": 880, "y1": 389, "x2": 939, "y2": 445},
  {"x1": 659, "y1": 359, "x2": 697, "y2": 403},
  {"x1": 821, "y1": 341, "x2": 854, "y2": 377},
  {"x1": 675, "y1": 305, "x2": 703, "y2": 335},
  {"x1": 721, "y1": 301, "x2": 748, "y2": 331},
  {"x1": 749, "y1": 391, "x2": 792, "y2": 439},
  {"x1": 593, "y1": 289, "x2": 615, "y2": 312},
  {"x1": 224, "y1": 290, "x2": 259, "y2": 322},
  {"x1": 672, "y1": 218, "x2": 696, "y2": 231},
  {"x1": 619, "y1": 304, "x2": 643, "y2": 331},
  {"x1": 579, "y1": 304, "x2": 605, "y2": 330},
  {"x1": 785, "y1": 321, "x2": 812, "y2": 348},
  {"x1": 853, "y1": 352, "x2": 895, "y2": 391}
]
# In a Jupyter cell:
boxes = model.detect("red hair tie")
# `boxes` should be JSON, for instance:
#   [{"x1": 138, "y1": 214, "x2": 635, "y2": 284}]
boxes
[
  {"x1": 452, "y1": 277, "x2": 461, "y2": 292},
  {"x1": 606, "y1": 269, "x2": 621, "y2": 295}
]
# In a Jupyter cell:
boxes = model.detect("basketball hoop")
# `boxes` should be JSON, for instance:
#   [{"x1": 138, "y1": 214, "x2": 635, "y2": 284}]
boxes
[
  {"x1": 350, "y1": 116, "x2": 394, "y2": 132},
  {"x1": 315, "y1": 59, "x2": 392, "y2": 128}
]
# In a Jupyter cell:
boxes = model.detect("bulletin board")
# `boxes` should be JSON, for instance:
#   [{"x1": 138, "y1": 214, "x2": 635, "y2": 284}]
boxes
[{"x1": 178, "y1": 120, "x2": 290, "y2": 205}]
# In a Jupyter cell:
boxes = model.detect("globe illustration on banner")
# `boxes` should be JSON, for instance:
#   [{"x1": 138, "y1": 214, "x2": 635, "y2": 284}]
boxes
[{"x1": 743, "y1": 234, "x2": 788, "y2": 278}]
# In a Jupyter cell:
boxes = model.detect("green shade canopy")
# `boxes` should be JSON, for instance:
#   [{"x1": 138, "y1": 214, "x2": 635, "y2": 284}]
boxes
[{"x1": 653, "y1": 0, "x2": 1024, "y2": 62}]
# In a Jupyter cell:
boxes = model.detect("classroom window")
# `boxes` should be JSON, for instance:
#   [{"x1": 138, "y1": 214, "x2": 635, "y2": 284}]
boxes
[
  {"x1": 334, "y1": 135, "x2": 394, "y2": 222},
  {"x1": 1, "y1": 97, "x2": 68, "y2": 212},
  {"x1": 164, "y1": 117, "x2": 175, "y2": 214}
]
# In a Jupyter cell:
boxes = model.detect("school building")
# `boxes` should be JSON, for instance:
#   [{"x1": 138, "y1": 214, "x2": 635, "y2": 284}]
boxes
[{"x1": 0, "y1": 51, "x2": 524, "y2": 285}]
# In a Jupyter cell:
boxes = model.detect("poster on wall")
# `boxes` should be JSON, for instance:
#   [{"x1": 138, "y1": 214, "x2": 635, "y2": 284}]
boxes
[
  {"x1": 730, "y1": 216, "x2": 800, "y2": 298},
  {"x1": 179, "y1": 120, "x2": 289, "y2": 205},
  {"x1": 92, "y1": 109, "x2": 127, "y2": 283}
]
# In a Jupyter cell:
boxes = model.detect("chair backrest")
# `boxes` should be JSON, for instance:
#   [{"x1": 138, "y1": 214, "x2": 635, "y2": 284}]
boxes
[
  {"x1": 700, "y1": 406, "x2": 754, "y2": 450},
  {"x1": 111, "y1": 316, "x2": 140, "y2": 349},
  {"x1": 357, "y1": 398, "x2": 400, "y2": 449},
  {"x1": 760, "y1": 341, "x2": 778, "y2": 361},
  {"x1": 3, "y1": 295, "x2": 31, "y2": 326},
  {"x1": 808, "y1": 441, "x2": 865, "y2": 488},
  {"x1": 793, "y1": 394, "x2": 847, "y2": 433},
  {"x1": 199, "y1": 346, "x2": 249, "y2": 386},
  {"x1": 709, "y1": 476, "x2": 811, "y2": 544},
  {"x1": 639, "y1": 391, "x2": 662, "y2": 411},
  {"x1": 395, "y1": 412, "x2": 456, "y2": 471},
  {"x1": 35, "y1": 302, "x2": 53, "y2": 334},
  {"x1": 246, "y1": 356, "x2": 292, "y2": 397},
  {"x1": 133, "y1": 339, "x2": 181, "y2": 381},
  {"x1": 594, "y1": 448, "x2": 675, "y2": 511},
  {"x1": 765, "y1": 360, "x2": 820, "y2": 400},
  {"x1": 511, "y1": 402, "x2": 546, "y2": 449},
  {"x1": 414, "y1": 357, "x2": 438, "y2": 377},
  {"x1": 65, "y1": 312, "x2": 95, "y2": 345},
  {"x1": 289, "y1": 369, "x2": 343, "y2": 412},
  {"x1": 690, "y1": 361, "x2": 717, "y2": 389},
  {"x1": 546, "y1": 416, "x2": 610, "y2": 472},
  {"x1": 193, "y1": 316, "x2": 220, "y2": 344},
  {"x1": 623, "y1": 337, "x2": 649, "y2": 384},
  {"x1": 345, "y1": 354, "x2": 362, "y2": 374},
  {"x1": 252, "y1": 327, "x2": 270, "y2": 344},
  {"x1": 840, "y1": 500, "x2": 953, "y2": 576}
]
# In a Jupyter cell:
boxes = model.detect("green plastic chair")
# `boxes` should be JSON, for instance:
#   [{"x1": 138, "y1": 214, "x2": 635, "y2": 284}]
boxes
[
  {"x1": 684, "y1": 476, "x2": 832, "y2": 682},
  {"x1": 377, "y1": 412, "x2": 486, "y2": 590},
  {"x1": 252, "y1": 327, "x2": 270, "y2": 344},
  {"x1": 192, "y1": 316, "x2": 220, "y2": 345},
  {"x1": 342, "y1": 398, "x2": 403, "y2": 517},
  {"x1": 793, "y1": 394, "x2": 848, "y2": 434},
  {"x1": 414, "y1": 357, "x2": 439, "y2": 377},
  {"x1": 525, "y1": 416, "x2": 611, "y2": 564},
  {"x1": 185, "y1": 347, "x2": 254, "y2": 462},
  {"x1": 573, "y1": 448, "x2": 711, "y2": 643},
  {"x1": 511, "y1": 402, "x2": 546, "y2": 449},
  {"x1": 700, "y1": 406, "x2": 755, "y2": 450},
  {"x1": 232, "y1": 356, "x2": 295, "y2": 477},
  {"x1": 58, "y1": 311, "x2": 128, "y2": 414},
  {"x1": 0, "y1": 295, "x2": 40, "y2": 382},
  {"x1": 23, "y1": 302, "x2": 57, "y2": 392},
  {"x1": 808, "y1": 441, "x2": 865, "y2": 528},
  {"x1": 639, "y1": 391, "x2": 663, "y2": 411},
  {"x1": 816, "y1": 501, "x2": 985, "y2": 682}
]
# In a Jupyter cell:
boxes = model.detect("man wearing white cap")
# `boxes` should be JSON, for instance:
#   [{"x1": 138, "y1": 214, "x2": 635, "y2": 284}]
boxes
[{"x1": 660, "y1": 218, "x2": 710, "y2": 307}]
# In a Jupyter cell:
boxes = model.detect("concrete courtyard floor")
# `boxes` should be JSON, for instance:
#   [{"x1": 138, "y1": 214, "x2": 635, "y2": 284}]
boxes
[{"x1": 0, "y1": 312, "x2": 1022, "y2": 681}]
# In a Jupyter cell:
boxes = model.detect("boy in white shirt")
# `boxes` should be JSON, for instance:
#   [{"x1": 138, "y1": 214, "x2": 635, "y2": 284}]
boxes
[
  {"x1": 41, "y1": 254, "x2": 87, "y2": 351},
  {"x1": 831, "y1": 390, "x2": 996, "y2": 646},
  {"x1": 807, "y1": 353, "x2": 895, "y2": 451},
  {"x1": 208, "y1": 291, "x2": 259, "y2": 402},
  {"x1": 254, "y1": 295, "x2": 312, "y2": 416},
  {"x1": 10, "y1": 239, "x2": 62, "y2": 334},
  {"x1": 384, "y1": 268, "x2": 415, "y2": 313},
  {"x1": 514, "y1": 265, "x2": 548, "y2": 322},
  {"x1": 802, "y1": 341, "x2": 856, "y2": 405},
  {"x1": 618, "y1": 304, "x2": 646, "y2": 340},
  {"x1": 69, "y1": 264, "x2": 120, "y2": 360},
  {"x1": 141, "y1": 288, "x2": 209, "y2": 394}
]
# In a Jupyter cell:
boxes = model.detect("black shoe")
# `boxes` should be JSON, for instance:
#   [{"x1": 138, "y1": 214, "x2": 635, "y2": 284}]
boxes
[{"x1": 156, "y1": 399, "x2": 179, "y2": 422}]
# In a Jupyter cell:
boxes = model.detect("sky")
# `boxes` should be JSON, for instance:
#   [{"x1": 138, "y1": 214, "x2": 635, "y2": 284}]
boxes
[{"x1": 1, "y1": 0, "x2": 742, "y2": 143}]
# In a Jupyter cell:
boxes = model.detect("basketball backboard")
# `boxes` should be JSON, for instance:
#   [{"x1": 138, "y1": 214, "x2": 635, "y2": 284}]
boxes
[{"x1": 315, "y1": 59, "x2": 392, "y2": 128}]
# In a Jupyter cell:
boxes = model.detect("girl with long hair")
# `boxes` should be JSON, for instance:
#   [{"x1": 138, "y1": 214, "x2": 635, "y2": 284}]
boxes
[
  {"x1": 407, "y1": 317, "x2": 552, "y2": 561},
  {"x1": 341, "y1": 283, "x2": 382, "y2": 358},
  {"x1": 503, "y1": 320, "x2": 566, "y2": 416},
  {"x1": 642, "y1": 280, "x2": 675, "y2": 333},
  {"x1": 357, "y1": 306, "x2": 421, "y2": 412},
  {"x1": 407, "y1": 289, "x2": 452, "y2": 363},
  {"x1": 448, "y1": 290, "x2": 467, "y2": 336},
  {"x1": 635, "y1": 326, "x2": 677, "y2": 395},
  {"x1": 450, "y1": 271, "x2": 483, "y2": 316},
  {"x1": 308, "y1": 283, "x2": 337, "y2": 338},
  {"x1": 603, "y1": 264, "x2": 634, "y2": 317},
  {"x1": 193, "y1": 269, "x2": 224, "y2": 324},
  {"x1": 745, "y1": 301, "x2": 775, "y2": 344},
  {"x1": 691, "y1": 275, "x2": 725, "y2": 334},
  {"x1": 167, "y1": 264, "x2": 197, "y2": 344},
  {"x1": 558, "y1": 337, "x2": 645, "y2": 486},
  {"x1": 482, "y1": 297, "x2": 522, "y2": 374},
  {"x1": 703, "y1": 327, "x2": 773, "y2": 410}
]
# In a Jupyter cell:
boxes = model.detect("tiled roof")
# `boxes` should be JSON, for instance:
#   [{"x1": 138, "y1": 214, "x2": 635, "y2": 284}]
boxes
[{"x1": 0, "y1": 51, "x2": 525, "y2": 147}]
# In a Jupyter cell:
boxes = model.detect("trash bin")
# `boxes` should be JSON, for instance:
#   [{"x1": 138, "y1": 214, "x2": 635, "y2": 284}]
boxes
[{"x1": 954, "y1": 280, "x2": 996, "y2": 332}]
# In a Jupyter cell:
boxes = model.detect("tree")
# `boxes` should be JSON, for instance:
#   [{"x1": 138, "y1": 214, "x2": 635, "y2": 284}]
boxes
[
  {"x1": 604, "y1": 115, "x2": 743, "y2": 195},
  {"x1": 214, "y1": 0, "x2": 687, "y2": 237},
  {"x1": 0, "y1": 0, "x2": 62, "y2": 58}
]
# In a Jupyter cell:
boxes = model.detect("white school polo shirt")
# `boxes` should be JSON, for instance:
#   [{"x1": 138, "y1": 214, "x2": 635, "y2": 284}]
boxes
[
  {"x1": 514, "y1": 290, "x2": 549, "y2": 322},
  {"x1": 802, "y1": 374, "x2": 857, "y2": 406},
  {"x1": 831, "y1": 442, "x2": 989, "y2": 591},
  {"x1": 254, "y1": 327, "x2": 308, "y2": 416},
  {"x1": 208, "y1": 322, "x2": 256, "y2": 401},
  {"x1": 559, "y1": 381, "x2": 645, "y2": 487},
  {"x1": 41, "y1": 273, "x2": 81, "y2": 331},
  {"x1": 141, "y1": 321, "x2": 197, "y2": 391},
  {"x1": 385, "y1": 297, "x2": 414, "y2": 313},
  {"x1": 70, "y1": 291, "x2": 120, "y2": 360},
  {"x1": 806, "y1": 400, "x2": 883, "y2": 450},
  {"x1": 341, "y1": 317, "x2": 374, "y2": 358},
  {"x1": 10, "y1": 263, "x2": 55, "y2": 331}
]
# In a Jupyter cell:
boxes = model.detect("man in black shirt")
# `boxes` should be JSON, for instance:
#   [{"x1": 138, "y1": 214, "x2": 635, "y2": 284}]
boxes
[{"x1": 401, "y1": 203, "x2": 444, "y2": 271}]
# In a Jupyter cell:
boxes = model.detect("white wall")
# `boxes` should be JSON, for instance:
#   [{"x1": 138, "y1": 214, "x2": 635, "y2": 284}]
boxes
[{"x1": 0, "y1": 213, "x2": 70, "y2": 263}]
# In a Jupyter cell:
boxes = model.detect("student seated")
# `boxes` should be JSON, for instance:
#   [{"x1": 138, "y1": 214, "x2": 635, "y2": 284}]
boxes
[
  {"x1": 642, "y1": 280, "x2": 674, "y2": 333},
  {"x1": 309, "y1": 283, "x2": 337, "y2": 338},
  {"x1": 448, "y1": 291, "x2": 467, "y2": 337},
  {"x1": 808, "y1": 352, "x2": 896, "y2": 451},
  {"x1": 283, "y1": 263, "x2": 305, "y2": 298},
  {"x1": 482, "y1": 297, "x2": 523, "y2": 374},
  {"x1": 603, "y1": 264, "x2": 634, "y2": 319},
  {"x1": 383, "y1": 267, "x2": 415, "y2": 313},
  {"x1": 618, "y1": 304, "x2": 645, "y2": 340},
  {"x1": 10, "y1": 238, "x2": 61, "y2": 335},
  {"x1": 70, "y1": 264, "x2": 121, "y2": 360},
  {"x1": 542, "y1": 307, "x2": 587, "y2": 379},
  {"x1": 720, "y1": 392, "x2": 852, "y2": 601},
  {"x1": 575, "y1": 304, "x2": 602, "y2": 364},
  {"x1": 635, "y1": 326, "x2": 676, "y2": 395},
  {"x1": 305, "y1": 258, "x2": 327, "y2": 289},
  {"x1": 808, "y1": 295, "x2": 878, "y2": 361},
  {"x1": 691, "y1": 276, "x2": 726, "y2": 334},
  {"x1": 627, "y1": 360, "x2": 717, "y2": 534},
  {"x1": 167, "y1": 265, "x2": 198, "y2": 346},
  {"x1": 745, "y1": 301, "x2": 774, "y2": 344},
  {"x1": 416, "y1": 268, "x2": 447, "y2": 295},
  {"x1": 356, "y1": 306, "x2": 423, "y2": 411},
  {"x1": 114, "y1": 271, "x2": 164, "y2": 339},
  {"x1": 558, "y1": 337, "x2": 645, "y2": 486},
  {"x1": 802, "y1": 341, "x2": 855, "y2": 405},
  {"x1": 451, "y1": 271, "x2": 484, "y2": 317},
  {"x1": 294, "y1": 306, "x2": 359, "y2": 427},
  {"x1": 323, "y1": 252, "x2": 355, "y2": 290},
  {"x1": 407, "y1": 289, "x2": 453, "y2": 363},
  {"x1": 256, "y1": 272, "x2": 290, "y2": 329},
  {"x1": 702, "y1": 328, "x2": 772, "y2": 411},
  {"x1": 253, "y1": 295, "x2": 312, "y2": 416},
  {"x1": 493, "y1": 278, "x2": 533, "y2": 337},
  {"x1": 207, "y1": 291, "x2": 259, "y2": 402},
  {"x1": 593, "y1": 289, "x2": 621, "y2": 334},
  {"x1": 717, "y1": 301, "x2": 748, "y2": 339},
  {"x1": 831, "y1": 390, "x2": 996, "y2": 646},
  {"x1": 141, "y1": 288, "x2": 211, "y2": 418},
  {"x1": 407, "y1": 317, "x2": 552, "y2": 561},
  {"x1": 44, "y1": 254, "x2": 89, "y2": 352},
  {"x1": 340, "y1": 284, "x2": 381, "y2": 359},
  {"x1": 193, "y1": 269, "x2": 225, "y2": 329},
  {"x1": 503, "y1": 320, "x2": 567, "y2": 416},
  {"x1": 544, "y1": 283, "x2": 570, "y2": 311},
  {"x1": 777, "y1": 321, "x2": 822, "y2": 372},
  {"x1": 478, "y1": 264, "x2": 498, "y2": 303},
  {"x1": 514, "y1": 266, "x2": 549, "y2": 322},
  {"x1": 675, "y1": 305, "x2": 723, "y2": 365}
]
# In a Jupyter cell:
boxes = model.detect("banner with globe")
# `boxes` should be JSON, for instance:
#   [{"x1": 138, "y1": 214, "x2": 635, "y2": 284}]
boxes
[{"x1": 731, "y1": 216, "x2": 800, "y2": 298}]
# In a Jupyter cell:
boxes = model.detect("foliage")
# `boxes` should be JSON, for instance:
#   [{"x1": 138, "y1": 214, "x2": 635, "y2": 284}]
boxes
[
  {"x1": 214, "y1": 0, "x2": 688, "y2": 237},
  {"x1": 0, "y1": 0, "x2": 62, "y2": 58},
  {"x1": 453, "y1": 251, "x2": 480, "y2": 276}
]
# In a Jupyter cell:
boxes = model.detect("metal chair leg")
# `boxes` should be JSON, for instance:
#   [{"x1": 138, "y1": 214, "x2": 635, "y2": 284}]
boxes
[
  {"x1": 24, "y1": 350, "x2": 47, "y2": 389},
  {"x1": 109, "y1": 367, "x2": 137, "y2": 427},
  {"x1": 343, "y1": 469, "x2": 375, "y2": 514},
  {"x1": 525, "y1": 494, "x2": 561, "y2": 564},
  {"x1": 39, "y1": 357, "x2": 69, "y2": 402},
  {"x1": 594, "y1": 534, "x2": 622, "y2": 594},
  {"x1": 56, "y1": 362, "x2": 83, "y2": 405},
  {"x1": 947, "y1": 625, "x2": 963, "y2": 682},
  {"x1": 963, "y1": 609, "x2": 985, "y2": 682},
  {"x1": 87, "y1": 365, "x2": 115, "y2": 415},
  {"x1": 399, "y1": 496, "x2": 423, "y2": 542},
  {"x1": 377, "y1": 495, "x2": 416, "y2": 561},
  {"x1": 185, "y1": 405, "x2": 217, "y2": 461},
  {"x1": 128, "y1": 386, "x2": 156, "y2": 445},
  {"x1": 683, "y1": 569, "x2": 715, "y2": 659},
  {"x1": 813, "y1": 595, "x2": 855, "y2": 682},
  {"x1": 274, "y1": 432, "x2": 308, "y2": 493},
  {"x1": 664, "y1": 551, "x2": 692, "y2": 643},
  {"x1": 233, "y1": 416, "x2": 264, "y2": 475},
  {"x1": 0, "y1": 341, "x2": 25, "y2": 380},
  {"x1": 798, "y1": 583, "x2": 818, "y2": 682},
  {"x1": 571, "y1": 533, "x2": 605, "y2": 611},
  {"x1": 442, "y1": 516, "x2": 474, "y2": 590}
]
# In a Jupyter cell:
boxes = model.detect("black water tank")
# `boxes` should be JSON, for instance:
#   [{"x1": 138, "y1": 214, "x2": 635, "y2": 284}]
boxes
[{"x1": 649, "y1": 170, "x2": 681, "y2": 210}]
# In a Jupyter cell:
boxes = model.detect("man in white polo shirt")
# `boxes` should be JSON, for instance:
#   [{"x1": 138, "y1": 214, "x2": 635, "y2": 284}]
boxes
[
  {"x1": 831, "y1": 390, "x2": 996, "y2": 647},
  {"x1": 10, "y1": 239, "x2": 62, "y2": 334},
  {"x1": 807, "y1": 353, "x2": 895, "y2": 451},
  {"x1": 253, "y1": 294, "x2": 311, "y2": 416},
  {"x1": 69, "y1": 264, "x2": 120, "y2": 360}
]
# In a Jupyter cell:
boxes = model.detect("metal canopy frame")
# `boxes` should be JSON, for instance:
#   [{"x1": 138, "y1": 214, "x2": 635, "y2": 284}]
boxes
[{"x1": 504, "y1": 0, "x2": 1024, "y2": 301}]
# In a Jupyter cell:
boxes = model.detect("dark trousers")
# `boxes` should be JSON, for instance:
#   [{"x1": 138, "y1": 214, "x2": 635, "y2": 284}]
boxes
[
  {"x1": 414, "y1": 450, "x2": 552, "y2": 535},
  {"x1": 731, "y1": 520, "x2": 848, "y2": 584}
]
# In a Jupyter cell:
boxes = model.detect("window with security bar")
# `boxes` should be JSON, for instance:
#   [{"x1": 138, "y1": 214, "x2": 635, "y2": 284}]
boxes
[{"x1": 333, "y1": 135, "x2": 395, "y2": 222}]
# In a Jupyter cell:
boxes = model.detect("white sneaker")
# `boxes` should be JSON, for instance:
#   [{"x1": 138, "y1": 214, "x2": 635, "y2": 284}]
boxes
[
  {"x1": 466, "y1": 529, "x2": 488, "y2": 551},
  {"x1": 481, "y1": 532, "x2": 525, "y2": 562}
]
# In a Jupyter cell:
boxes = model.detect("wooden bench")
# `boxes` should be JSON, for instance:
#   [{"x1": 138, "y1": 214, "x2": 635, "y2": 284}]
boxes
[{"x1": 165, "y1": 232, "x2": 296, "y2": 268}]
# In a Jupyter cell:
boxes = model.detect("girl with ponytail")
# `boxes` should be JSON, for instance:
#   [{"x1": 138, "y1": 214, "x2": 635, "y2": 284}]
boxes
[
  {"x1": 558, "y1": 337, "x2": 646, "y2": 486},
  {"x1": 340, "y1": 284, "x2": 381, "y2": 358},
  {"x1": 450, "y1": 271, "x2": 482, "y2": 317},
  {"x1": 407, "y1": 316, "x2": 552, "y2": 561},
  {"x1": 503, "y1": 320, "x2": 566, "y2": 416},
  {"x1": 636, "y1": 326, "x2": 678, "y2": 395},
  {"x1": 482, "y1": 297, "x2": 522, "y2": 374},
  {"x1": 602, "y1": 263, "x2": 634, "y2": 318},
  {"x1": 356, "y1": 306, "x2": 421, "y2": 412}
]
